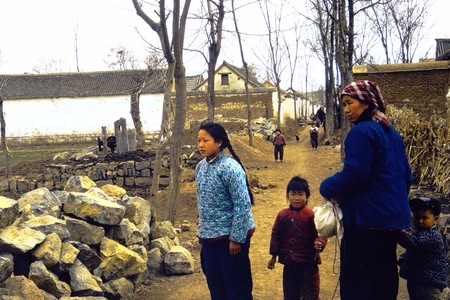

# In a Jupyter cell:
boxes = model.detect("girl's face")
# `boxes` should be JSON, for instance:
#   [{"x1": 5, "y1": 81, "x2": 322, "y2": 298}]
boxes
[
  {"x1": 287, "y1": 190, "x2": 307, "y2": 209},
  {"x1": 342, "y1": 95, "x2": 369, "y2": 123},
  {"x1": 412, "y1": 210, "x2": 438, "y2": 231},
  {"x1": 197, "y1": 129, "x2": 222, "y2": 160}
]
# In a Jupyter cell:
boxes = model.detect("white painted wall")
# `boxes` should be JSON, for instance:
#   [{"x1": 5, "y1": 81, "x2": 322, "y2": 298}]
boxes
[{"x1": 4, "y1": 94, "x2": 164, "y2": 137}]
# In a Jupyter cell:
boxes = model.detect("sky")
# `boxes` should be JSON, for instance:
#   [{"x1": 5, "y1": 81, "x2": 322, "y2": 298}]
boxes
[{"x1": 0, "y1": 0, "x2": 448, "y2": 91}]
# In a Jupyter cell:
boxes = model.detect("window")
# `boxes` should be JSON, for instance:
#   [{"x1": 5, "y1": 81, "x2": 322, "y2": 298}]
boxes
[{"x1": 221, "y1": 74, "x2": 229, "y2": 86}]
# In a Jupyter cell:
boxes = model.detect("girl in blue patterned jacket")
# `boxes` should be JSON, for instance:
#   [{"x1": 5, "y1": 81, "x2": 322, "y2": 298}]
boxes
[{"x1": 196, "y1": 122, "x2": 255, "y2": 300}]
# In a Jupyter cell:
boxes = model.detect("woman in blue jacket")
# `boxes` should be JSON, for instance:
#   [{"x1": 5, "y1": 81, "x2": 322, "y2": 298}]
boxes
[{"x1": 320, "y1": 80, "x2": 412, "y2": 300}]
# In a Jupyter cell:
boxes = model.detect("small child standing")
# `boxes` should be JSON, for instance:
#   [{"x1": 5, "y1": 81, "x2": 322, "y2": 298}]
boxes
[
  {"x1": 310, "y1": 123, "x2": 319, "y2": 150},
  {"x1": 398, "y1": 197, "x2": 447, "y2": 300},
  {"x1": 268, "y1": 176, "x2": 327, "y2": 300},
  {"x1": 273, "y1": 128, "x2": 286, "y2": 162}
]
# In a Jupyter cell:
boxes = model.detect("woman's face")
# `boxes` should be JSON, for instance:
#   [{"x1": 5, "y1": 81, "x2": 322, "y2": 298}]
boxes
[
  {"x1": 342, "y1": 95, "x2": 369, "y2": 123},
  {"x1": 197, "y1": 129, "x2": 222, "y2": 160}
]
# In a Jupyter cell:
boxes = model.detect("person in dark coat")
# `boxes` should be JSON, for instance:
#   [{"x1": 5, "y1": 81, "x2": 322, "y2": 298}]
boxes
[{"x1": 320, "y1": 80, "x2": 412, "y2": 300}]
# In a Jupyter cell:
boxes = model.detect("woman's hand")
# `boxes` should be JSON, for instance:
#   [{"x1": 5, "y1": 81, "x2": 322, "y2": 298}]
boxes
[{"x1": 229, "y1": 241, "x2": 241, "y2": 255}]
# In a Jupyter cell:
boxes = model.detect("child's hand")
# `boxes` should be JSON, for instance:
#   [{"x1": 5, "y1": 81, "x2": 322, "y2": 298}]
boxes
[
  {"x1": 267, "y1": 257, "x2": 276, "y2": 269},
  {"x1": 314, "y1": 242, "x2": 324, "y2": 252}
]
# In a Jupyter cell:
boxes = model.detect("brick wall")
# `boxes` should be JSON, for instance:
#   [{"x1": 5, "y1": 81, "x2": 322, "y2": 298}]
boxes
[{"x1": 353, "y1": 61, "x2": 450, "y2": 118}]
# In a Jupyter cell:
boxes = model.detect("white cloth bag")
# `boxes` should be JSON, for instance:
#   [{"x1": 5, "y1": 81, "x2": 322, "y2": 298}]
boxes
[{"x1": 312, "y1": 198, "x2": 343, "y2": 240}]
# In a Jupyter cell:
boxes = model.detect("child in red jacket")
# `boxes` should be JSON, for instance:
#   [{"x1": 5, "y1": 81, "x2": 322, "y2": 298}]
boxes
[{"x1": 268, "y1": 176, "x2": 327, "y2": 300}]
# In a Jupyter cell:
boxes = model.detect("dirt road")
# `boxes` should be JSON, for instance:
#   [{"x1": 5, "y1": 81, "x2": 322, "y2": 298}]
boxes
[{"x1": 132, "y1": 127, "x2": 408, "y2": 299}]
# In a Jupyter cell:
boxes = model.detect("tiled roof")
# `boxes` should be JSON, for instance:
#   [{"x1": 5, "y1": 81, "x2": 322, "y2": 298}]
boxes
[
  {"x1": 436, "y1": 39, "x2": 450, "y2": 61},
  {"x1": 0, "y1": 69, "x2": 170, "y2": 100}
]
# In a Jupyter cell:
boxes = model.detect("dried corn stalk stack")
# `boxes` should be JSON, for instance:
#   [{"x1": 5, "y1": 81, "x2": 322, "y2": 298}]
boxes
[{"x1": 388, "y1": 106, "x2": 450, "y2": 196}]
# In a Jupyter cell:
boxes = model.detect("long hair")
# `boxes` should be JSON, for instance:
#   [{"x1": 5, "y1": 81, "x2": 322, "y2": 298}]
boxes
[{"x1": 199, "y1": 121, "x2": 255, "y2": 205}]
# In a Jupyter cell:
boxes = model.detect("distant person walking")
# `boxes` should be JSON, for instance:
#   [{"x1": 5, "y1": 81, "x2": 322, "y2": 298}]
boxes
[
  {"x1": 268, "y1": 176, "x2": 327, "y2": 300},
  {"x1": 309, "y1": 122, "x2": 319, "y2": 150},
  {"x1": 273, "y1": 128, "x2": 286, "y2": 162},
  {"x1": 196, "y1": 122, "x2": 255, "y2": 300},
  {"x1": 315, "y1": 106, "x2": 326, "y2": 132}
]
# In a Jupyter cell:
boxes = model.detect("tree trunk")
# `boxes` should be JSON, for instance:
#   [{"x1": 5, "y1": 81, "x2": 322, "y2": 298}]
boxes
[
  {"x1": 205, "y1": 0, "x2": 224, "y2": 122},
  {"x1": 0, "y1": 97, "x2": 11, "y2": 178},
  {"x1": 130, "y1": 71, "x2": 150, "y2": 149},
  {"x1": 163, "y1": 0, "x2": 191, "y2": 225},
  {"x1": 149, "y1": 63, "x2": 175, "y2": 222},
  {"x1": 231, "y1": 0, "x2": 253, "y2": 147}
]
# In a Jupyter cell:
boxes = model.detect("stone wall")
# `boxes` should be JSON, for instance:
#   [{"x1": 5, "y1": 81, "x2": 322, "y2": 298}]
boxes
[
  {"x1": 353, "y1": 61, "x2": 450, "y2": 119},
  {"x1": 186, "y1": 90, "x2": 274, "y2": 125},
  {"x1": 1, "y1": 146, "x2": 200, "y2": 196}
]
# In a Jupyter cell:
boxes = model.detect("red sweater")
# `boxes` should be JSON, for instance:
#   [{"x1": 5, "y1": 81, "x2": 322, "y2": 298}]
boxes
[{"x1": 270, "y1": 206, "x2": 327, "y2": 265}]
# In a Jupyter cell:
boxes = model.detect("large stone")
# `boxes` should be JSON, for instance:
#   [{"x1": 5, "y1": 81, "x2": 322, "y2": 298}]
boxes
[
  {"x1": 0, "y1": 196, "x2": 19, "y2": 229},
  {"x1": 70, "y1": 147, "x2": 99, "y2": 162},
  {"x1": 106, "y1": 218, "x2": 144, "y2": 246},
  {"x1": 29, "y1": 261, "x2": 71, "y2": 298},
  {"x1": 53, "y1": 152, "x2": 71, "y2": 163},
  {"x1": 149, "y1": 236, "x2": 175, "y2": 256},
  {"x1": 55, "y1": 242, "x2": 80, "y2": 273},
  {"x1": 103, "y1": 278, "x2": 134, "y2": 299},
  {"x1": 0, "y1": 226, "x2": 46, "y2": 254},
  {"x1": 151, "y1": 220, "x2": 177, "y2": 240},
  {"x1": 100, "y1": 184, "x2": 126, "y2": 200},
  {"x1": 64, "y1": 192, "x2": 125, "y2": 225},
  {"x1": 69, "y1": 259, "x2": 103, "y2": 297},
  {"x1": 63, "y1": 215, "x2": 105, "y2": 245},
  {"x1": 147, "y1": 248, "x2": 164, "y2": 274},
  {"x1": 22, "y1": 215, "x2": 70, "y2": 240},
  {"x1": 0, "y1": 253, "x2": 14, "y2": 283},
  {"x1": 18, "y1": 187, "x2": 61, "y2": 219},
  {"x1": 97, "y1": 237, "x2": 147, "y2": 281},
  {"x1": 64, "y1": 176, "x2": 97, "y2": 193},
  {"x1": 32, "y1": 232, "x2": 62, "y2": 267},
  {"x1": 85, "y1": 187, "x2": 115, "y2": 202},
  {"x1": 67, "y1": 241, "x2": 102, "y2": 273},
  {"x1": 163, "y1": 245, "x2": 195, "y2": 275},
  {"x1": 1, "y1": 275, "x2": 57, "y2": 299}
]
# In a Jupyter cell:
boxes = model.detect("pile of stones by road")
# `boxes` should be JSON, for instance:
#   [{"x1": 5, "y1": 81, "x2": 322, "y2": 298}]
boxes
[{"x1": 0, "y1": 175, "x2": 194, "y2": 299}]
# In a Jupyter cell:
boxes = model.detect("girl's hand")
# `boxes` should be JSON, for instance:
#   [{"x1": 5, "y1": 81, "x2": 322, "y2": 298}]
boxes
[{"x1": 229, "y1": 241, "x2": 241, "y2": 256}]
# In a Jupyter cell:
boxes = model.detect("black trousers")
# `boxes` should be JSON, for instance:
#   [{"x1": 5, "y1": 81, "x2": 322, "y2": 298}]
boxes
[
  {"x1": 274, "y1": 145, "x2": 284, "y2": 161},
  {"x1": 200, "y1": 237, "x2": 253, "y2": 300},
  {"x1": 340, "y1": 226, "x2": 399, "y2": 300}
]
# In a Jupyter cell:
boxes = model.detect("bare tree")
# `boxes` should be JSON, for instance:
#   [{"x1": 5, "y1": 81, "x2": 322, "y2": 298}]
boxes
[
  {"x1": 31, "y1": 58, "x2": 63, "y2": 74},
  {"x1": 284, "y1": 19, "x2": 302, "y2": 125},
  {"x1": 205, "y1": 0, "x2": 225, "y2": 122},
  {"x1": 104, "y1": 47, "x2": 139, "y2": 70},
  {"x1": 387, "y1": 0, "x2": 430, "y2": 63},
  {"x1": 258, "y1": 0, "x2": 287, "y2": 127},
  {"x1": 231, "y1": 0, "x2": 253, "y2": 146},
  {"x1": 132, "y1": 0, "x2": 192, "y2": 225},
  {"x1": 0, "y1": 79, "x2": 11, "y2": 178}
]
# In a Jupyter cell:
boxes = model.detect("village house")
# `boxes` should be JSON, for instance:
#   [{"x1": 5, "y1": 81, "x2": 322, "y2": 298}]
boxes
[{"x1": 0, "y1": 69, "x2": 202, "y2": 144}]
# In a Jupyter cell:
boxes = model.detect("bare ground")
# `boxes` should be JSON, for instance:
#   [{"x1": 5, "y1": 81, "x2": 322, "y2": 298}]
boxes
[{"x1": 131, "y1": 127, "x2": 409, "y2": 300}]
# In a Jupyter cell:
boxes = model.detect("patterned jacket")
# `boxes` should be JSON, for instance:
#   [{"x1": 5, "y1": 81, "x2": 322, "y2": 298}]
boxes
[
  {"x1": 398, "y1": 226, "x2": 447, "y2": 289},
  {"x1": 195, "y1": 152, "x2": 255, "y2": 243},
  {"x1": 270, "y1": 205, "x2": 327, "y2": 265}
]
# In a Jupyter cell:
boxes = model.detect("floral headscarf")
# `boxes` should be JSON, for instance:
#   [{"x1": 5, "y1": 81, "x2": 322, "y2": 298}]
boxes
[{"x1": 342, "y1": 80, "x2": 390, "y2": 131}]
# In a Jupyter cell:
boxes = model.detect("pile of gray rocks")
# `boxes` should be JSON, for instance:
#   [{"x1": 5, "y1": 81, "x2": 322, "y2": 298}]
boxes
[{"x1": 0, "y1": 175, "x2": 194, "y2": 299}]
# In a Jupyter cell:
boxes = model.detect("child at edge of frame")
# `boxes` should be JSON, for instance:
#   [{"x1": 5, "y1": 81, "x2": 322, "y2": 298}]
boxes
[
  {"x1": 268, "y1": 176, "x2": 327, "y2": 300},
  {"x1": 397, "y1": 196, "x2": 448, "y2": 300}
]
